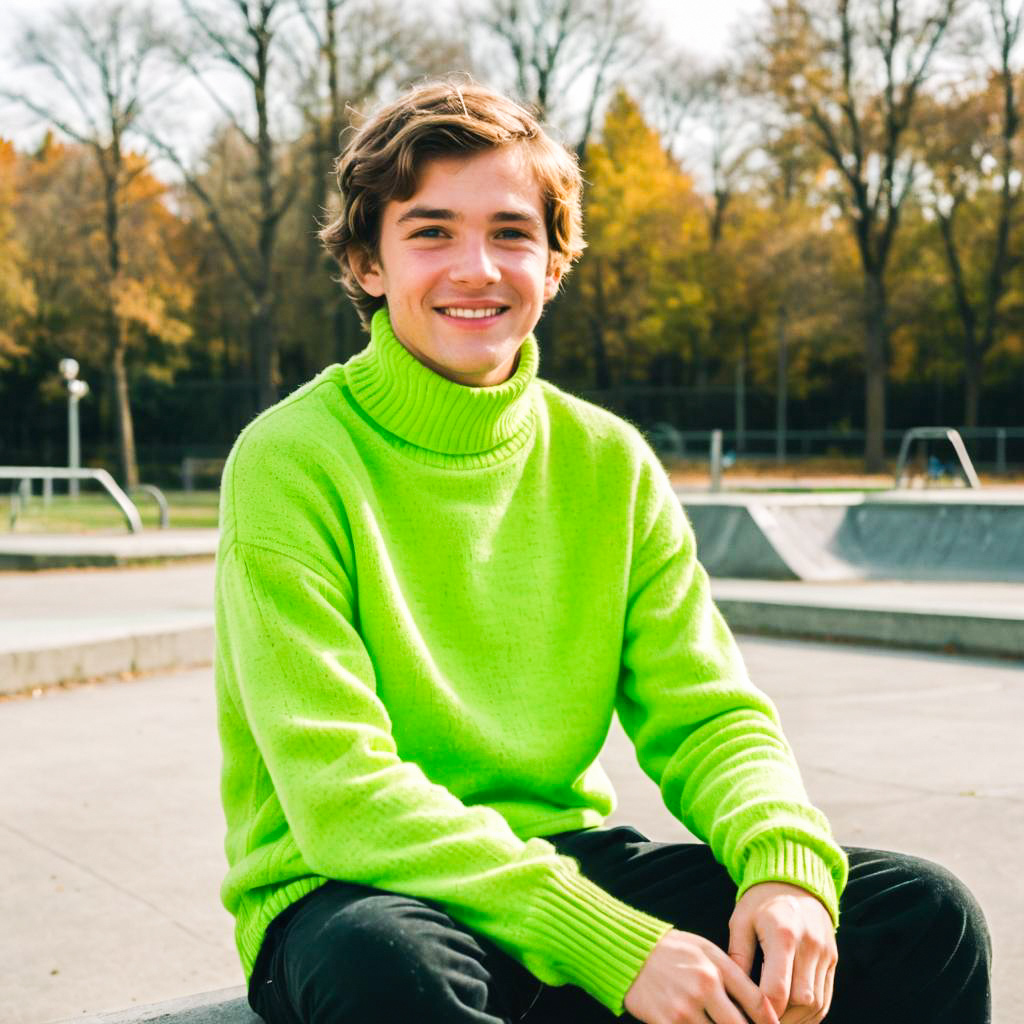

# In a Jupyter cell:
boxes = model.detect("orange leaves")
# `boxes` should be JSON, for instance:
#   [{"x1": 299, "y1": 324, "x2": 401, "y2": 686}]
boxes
[
  {"x1": 0, "y1": 137, "x2": 38, "y2": 369},
  {"x1": 8, "y1": 138, "x2": 195, "y2": 361}
]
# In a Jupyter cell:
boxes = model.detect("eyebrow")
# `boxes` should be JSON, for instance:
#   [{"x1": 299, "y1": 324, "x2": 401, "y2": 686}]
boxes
[{"x1": 396, "y1": 206, "x2": 542, "y2": 226}]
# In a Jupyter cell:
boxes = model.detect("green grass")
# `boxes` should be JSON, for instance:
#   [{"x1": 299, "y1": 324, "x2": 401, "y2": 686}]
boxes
[{"x1": 5, "y1": 489, "x2": 220, "y2": 533}]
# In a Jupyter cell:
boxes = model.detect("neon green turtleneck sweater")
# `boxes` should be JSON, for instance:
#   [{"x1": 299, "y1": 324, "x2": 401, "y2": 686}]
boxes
[{"x1": 214, "y1": 308, "x2": 847, "y2": 1015}]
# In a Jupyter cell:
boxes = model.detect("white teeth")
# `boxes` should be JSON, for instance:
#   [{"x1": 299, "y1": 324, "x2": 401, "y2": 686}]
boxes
[{"x1": 441, "y1": 307, "x2": 502, "y2": 319}]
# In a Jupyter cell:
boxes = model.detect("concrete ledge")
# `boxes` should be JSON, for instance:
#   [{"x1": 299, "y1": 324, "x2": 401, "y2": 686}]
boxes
[
  {"x1": 0, "y1": 530, "x2": 218, "y2": 571},
  {"x1": 678, "y1": 491, "x2": 1024, "y2": 582},
  {"x1": 717, "y1": 599, "x2": 1024, "y2": 659},
  {"x1": 0, "y1": 624, "x2": 214, "y2": 695},
  {"x1": 49, "y1": 987, "x2": 259, "y2": 1024}
]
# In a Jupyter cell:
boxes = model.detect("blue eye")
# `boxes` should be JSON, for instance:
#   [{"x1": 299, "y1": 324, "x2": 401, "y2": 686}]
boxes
[{"x1": 412, "y1": 227, "x2": 446, "y2": 238}]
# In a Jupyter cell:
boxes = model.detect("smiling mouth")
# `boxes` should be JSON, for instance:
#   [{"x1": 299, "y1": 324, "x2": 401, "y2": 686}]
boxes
[{"x1": 436, "y1": 306, "x2": 509, "y2": 319}]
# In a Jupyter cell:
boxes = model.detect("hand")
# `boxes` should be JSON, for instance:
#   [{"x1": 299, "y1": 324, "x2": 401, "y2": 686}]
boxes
[
  {"x1": 728, "y1": 882, "x2": 838, "y2": 1024},
  {"x1": 624, "y1": 928, "x2": 781, "y2": 1024}
]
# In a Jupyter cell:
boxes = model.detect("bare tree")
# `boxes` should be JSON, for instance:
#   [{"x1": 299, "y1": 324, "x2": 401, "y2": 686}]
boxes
[
  {"x1": 921, "y1": 0, "x2": 1022, "y2": 425},
  {"x1": 2, "y1": 1, "x2": 169, "y2": 487},
  {"x1": 642, "y1": 57, "x2": 758, "y2": 396},
  {"x1": 636, "y1": 47, "x2": 710, "y2": 165},
  {"x1": 468, "y1": 0, "x2": 649, "y2": 158},
  {"x1": 146, "y1": 0, "x2": 303, "y2": 412},
  {"x1": 293, "y1": 0, "x2": 467, "y2": 359},
  {"x1": 754, "y1": 0, "x2": 961, "y2": 470}
]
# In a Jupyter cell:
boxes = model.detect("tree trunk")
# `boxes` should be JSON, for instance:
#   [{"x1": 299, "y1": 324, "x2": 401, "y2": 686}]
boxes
[
  {"x1": 252, "y1": 296, "x2": 277, "y2": 410},
  {"x1": 111, "y1": 322, "x2": 138, "y2": 488},
  {"x1": 254, "y1": 20, "x2": 280, "y2": 410},
  {"x1": 734, "y1": 354, "x2": 746, "y2": 455},
  {"x1": 863, "y1": 271, "x2": 888, "y2": 472},
  {"x1": 100, "y1": 140, "x2": 139, "y2": 487},
  {"x1": 775, "y1": 299, "x2": 788, "y2": 465},
  {"x1": 334, "y1": 299, "x2": 361, "y2": 363},
  {"x1": 589, "y1": 258, "x2": 612, "y2": 389},
  {"x1": 964, "y1": 354, "x2": 981, "y2": 428},
  {"x1": 589, "y1": 318, "x2": 612, "y2": 390},
  {"x1": 936, "y1": 208, "x2": 982, "y2": 429}
]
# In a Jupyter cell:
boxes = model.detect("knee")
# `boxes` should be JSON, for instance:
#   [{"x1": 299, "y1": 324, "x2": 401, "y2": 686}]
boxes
[
  {"x1": 911, "y1": 858, "x2": 991, "y2": 962},
  {"x1": 854, "y1": 853, "x2": 991, "y2": 966},
  {"x1": 293, "y1": 892, "x2": 491, "y2": 1021}
]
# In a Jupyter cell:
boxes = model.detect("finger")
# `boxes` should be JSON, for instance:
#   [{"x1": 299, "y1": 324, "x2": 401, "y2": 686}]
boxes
[
  {"x1": 758, "y1": 925, "x2": 796, "y2": 1017},
  {"x1": 787, "y1": 939, "x2": 821, "y2": 1012},
  {"x1": 714, "y1": 948, "x2": 781, "y2": 1024},
  {"x1": 821, "y1": 960, "x2": 837, "y2": 1020},
  {"x1": 791, "y1": 960, "x2": 836, "y2": 1024},
  {"x1": 728, "y1": 917, "x2": 758, "y2": 977},
  {"x1": 812, "y1": 949, "x2": 830, "y2": 1010},
  {"x1": 704, "y1": 988, "x2": 755, "y2": 1024}
]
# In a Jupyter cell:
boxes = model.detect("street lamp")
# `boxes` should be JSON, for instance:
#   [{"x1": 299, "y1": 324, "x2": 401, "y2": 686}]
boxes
[{"x1": 59, "y1": 358, "x2": 89, "y2": 499}]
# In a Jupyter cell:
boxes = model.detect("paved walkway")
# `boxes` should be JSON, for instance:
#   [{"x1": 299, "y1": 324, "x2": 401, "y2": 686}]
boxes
[{"x1": 2, "y1": 640, "x2": 1020, "y2": 1022}]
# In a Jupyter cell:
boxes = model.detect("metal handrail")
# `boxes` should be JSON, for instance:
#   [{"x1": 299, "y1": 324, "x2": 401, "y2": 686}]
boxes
[
  {"x1": 129, "y1": 484, "x2": 170, "y2": 529},
  {"x1": 894, "y1": 428, "x2": 981, "y2": 489},
  {"x1": 1, "y1": 467, "x2": 143, "y2": 533}
]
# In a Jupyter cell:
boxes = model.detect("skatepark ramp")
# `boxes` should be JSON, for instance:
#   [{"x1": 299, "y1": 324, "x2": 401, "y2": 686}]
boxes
[{"x1": 679, "y1": 490, "x2": 1024, "y2": 581}]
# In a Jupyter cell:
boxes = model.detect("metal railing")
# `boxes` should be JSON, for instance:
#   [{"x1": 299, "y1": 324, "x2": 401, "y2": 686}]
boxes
[
  {"x1": 0, "y1": 467, "x2": 169, "y2": 534},
  {"x1": 647, "y1": 425, "x2": 1023, "y2": 472},
  {"x1": 129, "y1": 484, "x2": 170, "y2": 529},
  {"x1": 894, "y1": 428, "x2": 981, "y2": 489}
]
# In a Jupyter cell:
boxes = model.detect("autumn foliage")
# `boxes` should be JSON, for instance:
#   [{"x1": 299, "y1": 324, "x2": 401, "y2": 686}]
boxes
[{"x1": 2, "y1": 0, "x2": 1023, "y2": 480}]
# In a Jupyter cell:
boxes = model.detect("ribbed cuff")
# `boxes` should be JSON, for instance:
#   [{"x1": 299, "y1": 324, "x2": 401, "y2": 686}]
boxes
[
  {"x1": 520, "y1": 862, "x2": 673, "y2": 1013},
  {"x1": 736, "y1": 837, "x2": 844, "y2": 928},
  {"x1": 236, "y1": 875, "x2": 328, "y2": 978}
]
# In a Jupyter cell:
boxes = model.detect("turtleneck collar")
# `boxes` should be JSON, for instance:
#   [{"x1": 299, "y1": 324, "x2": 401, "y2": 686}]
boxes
[{"x1": 343, "y1": 307, "x2": 539, "y2": 459}]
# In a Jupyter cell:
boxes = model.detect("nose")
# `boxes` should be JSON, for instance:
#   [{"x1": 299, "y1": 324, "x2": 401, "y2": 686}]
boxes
[{"x1": 449, "y1": 236, "x2": 501, "y2": 287}]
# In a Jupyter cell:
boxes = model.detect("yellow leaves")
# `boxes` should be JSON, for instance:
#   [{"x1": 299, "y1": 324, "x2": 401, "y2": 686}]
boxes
[
  {"x1": 0, "y1": 137, "x2": 37, "y2": 369},
  {"x1": 990, "y1": 331, "x2": 1024, "y2": 360},
  {"x1": 110, "y1": 276, "x2": 192, "y2": 345},
  {"x1": 8, "y1": 137, "x2": 197, "y2": 369},
  {"x1": 570, "y1": 89, "x2": 711, "y2": 378}
]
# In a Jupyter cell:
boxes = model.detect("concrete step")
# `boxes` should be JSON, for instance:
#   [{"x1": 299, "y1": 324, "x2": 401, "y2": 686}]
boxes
[
  {"x1": 1, "y1": 620, "x2": 214, "y2": 695},
  {"x1": 0, "y1": 530, "x2": 218, "y2": 570},
  {"x1": 48, "y1": 987, "x2": 257, "y2": 1024}
]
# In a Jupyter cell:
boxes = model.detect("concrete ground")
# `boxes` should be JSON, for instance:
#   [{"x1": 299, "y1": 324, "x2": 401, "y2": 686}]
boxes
[{"x1": 1, "y1": 639, "x2": 1020, "y2": 1023}]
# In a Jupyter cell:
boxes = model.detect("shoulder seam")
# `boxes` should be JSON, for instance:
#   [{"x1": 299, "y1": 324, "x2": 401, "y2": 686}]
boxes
[{"x1": 232, "y1": 536, "x2": 351, "y2": 587}]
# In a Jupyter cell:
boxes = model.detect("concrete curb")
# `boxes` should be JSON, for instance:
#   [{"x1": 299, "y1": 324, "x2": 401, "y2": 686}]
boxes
[
  {"x1": 0, "y1": 624, "x2": 214, "y2": 696},
  {"x1": 0, "y1": 552, "x2": 215, "y2": 570},
  {"x1": 717, "y1": 598, "x2": 1024, "y2": 659},
  {"x1": 47, "y1": 987, "x2": 257, "y2": 1024},
  {"x1": 0, "y1": 530, "x2": 219, "y2": 571}
]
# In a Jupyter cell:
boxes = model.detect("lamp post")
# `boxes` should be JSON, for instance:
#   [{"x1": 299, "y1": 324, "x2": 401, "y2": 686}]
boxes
[{"x1": 59, "y1": 358, "x2": 89, "y2": 499}]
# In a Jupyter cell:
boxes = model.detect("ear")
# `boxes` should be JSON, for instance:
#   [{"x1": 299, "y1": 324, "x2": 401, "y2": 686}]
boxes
[
  {"x1": 543, "y1": 258, "x2": 563, "y2": 302},
  {"x1": 347, "y1": 245, "x2": 386, "y2": 298}
]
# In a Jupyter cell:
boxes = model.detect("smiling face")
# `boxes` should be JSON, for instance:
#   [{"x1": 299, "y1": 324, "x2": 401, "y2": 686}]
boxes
[{"x1": 350, "y1": 146, "x2": 562, "y2": 387}]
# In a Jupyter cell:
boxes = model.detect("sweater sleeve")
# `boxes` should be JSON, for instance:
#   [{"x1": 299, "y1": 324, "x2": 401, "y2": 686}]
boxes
[
  {"x1": 216, "y1": 530, "x2": 671, "y2": 1014},
  {"x1": 614, "y1": 450, "x2": 848, "y2": 925}
]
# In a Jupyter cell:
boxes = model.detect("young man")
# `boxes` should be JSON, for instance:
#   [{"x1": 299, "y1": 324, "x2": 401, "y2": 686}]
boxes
[{"x1": 214, "y1": 81, "x2": 991, "y2": 1024}]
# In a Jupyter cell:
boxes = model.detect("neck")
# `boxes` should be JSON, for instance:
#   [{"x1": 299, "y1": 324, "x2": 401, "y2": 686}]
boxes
[{"x1": 343, "y1": 308, "x2": 539, "y2": 459}]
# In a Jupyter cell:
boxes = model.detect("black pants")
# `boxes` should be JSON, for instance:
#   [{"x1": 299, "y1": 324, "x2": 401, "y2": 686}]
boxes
[{"x1": 248, "y1": 826, "x2": 991, "y2": 1023}]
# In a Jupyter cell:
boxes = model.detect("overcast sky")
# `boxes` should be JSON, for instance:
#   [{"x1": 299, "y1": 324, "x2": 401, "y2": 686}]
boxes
[
  {"x1": 0, "y1": 0, "x2": 758, "y2": 52},
  {"x1": 0, "y1": 0, "x2": 761, "y2": 155}
]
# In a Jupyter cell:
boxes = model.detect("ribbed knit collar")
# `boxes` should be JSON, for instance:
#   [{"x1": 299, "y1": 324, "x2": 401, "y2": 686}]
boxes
[{"x1": 344, "y1": 307, "x2": 539, "y2": 458}]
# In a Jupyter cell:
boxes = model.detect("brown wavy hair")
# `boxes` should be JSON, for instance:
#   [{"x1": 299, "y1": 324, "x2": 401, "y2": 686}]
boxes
[{"x1": 319, "y1": 78, "x2": 585, "y2": 327}]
